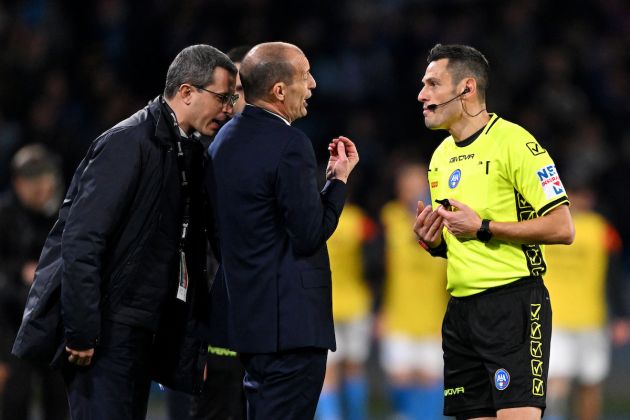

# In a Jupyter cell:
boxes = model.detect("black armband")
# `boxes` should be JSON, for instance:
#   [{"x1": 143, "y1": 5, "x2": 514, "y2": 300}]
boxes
[{"x1": 428, "y1": 236, "x2": 447, "y2": 259}]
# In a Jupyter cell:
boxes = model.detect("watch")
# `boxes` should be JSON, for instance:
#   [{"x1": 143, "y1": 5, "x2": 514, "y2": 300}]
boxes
[{"x1": 476, "y1": 219, "x2": 492, "y2": 243}]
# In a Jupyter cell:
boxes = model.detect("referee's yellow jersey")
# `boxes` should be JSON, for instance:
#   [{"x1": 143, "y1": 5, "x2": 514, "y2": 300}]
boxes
[{"x1": 428, "y1": 114, "x2": 569, "y2": 297}]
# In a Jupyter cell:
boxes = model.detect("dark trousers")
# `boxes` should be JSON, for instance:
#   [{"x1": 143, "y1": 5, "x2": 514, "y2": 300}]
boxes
[
  {"x1": 166, "y1": 352, "x2": 246, "y2": 420},
  {"x1": 240, "y1": 348, "x2": 327, "y2": 420},
  {"x1": 1, "y1": 357, "x2": 68, "y2": 420},
  {"x1": 61, "y1": 321, "x2": 153, "y2": 420}
]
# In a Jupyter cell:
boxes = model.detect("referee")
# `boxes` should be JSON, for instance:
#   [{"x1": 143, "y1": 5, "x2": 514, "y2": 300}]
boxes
[{"x1": 413, "y1": 44, "x2": 574, "y2": 419}]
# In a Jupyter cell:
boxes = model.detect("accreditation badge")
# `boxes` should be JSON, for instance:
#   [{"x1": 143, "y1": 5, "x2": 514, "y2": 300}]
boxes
[{"x1": 177, "y1": 250, "x2": 189, "y2": 302}]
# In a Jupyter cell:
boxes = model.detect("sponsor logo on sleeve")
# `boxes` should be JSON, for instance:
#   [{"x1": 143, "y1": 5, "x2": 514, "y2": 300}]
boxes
[{"x1": 536, "y1": 165, "x2": 565, "y2": 198}]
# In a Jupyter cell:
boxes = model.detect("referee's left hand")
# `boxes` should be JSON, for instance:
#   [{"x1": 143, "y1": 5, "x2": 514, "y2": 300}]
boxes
[{"x1": 437, "y1": 198, "x2": 480, "y2": 239}]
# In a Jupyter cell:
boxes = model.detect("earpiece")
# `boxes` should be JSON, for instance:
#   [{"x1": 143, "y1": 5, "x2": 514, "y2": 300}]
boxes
[{"x1": 426, "y1": 86, "x2": 472, "y2": 111}]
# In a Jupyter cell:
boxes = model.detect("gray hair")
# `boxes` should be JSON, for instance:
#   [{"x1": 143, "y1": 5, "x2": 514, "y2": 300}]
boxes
[{"x1": 163, "y1": 44, "x2": 237, "y2": 98}]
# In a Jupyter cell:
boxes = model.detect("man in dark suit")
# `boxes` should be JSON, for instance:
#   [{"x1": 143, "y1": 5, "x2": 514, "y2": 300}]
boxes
[{"x1": 207, "y1": 42, "x2": 359, "y2": 419}]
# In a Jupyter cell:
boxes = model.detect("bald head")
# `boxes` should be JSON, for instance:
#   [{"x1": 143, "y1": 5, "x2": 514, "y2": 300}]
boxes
[{"x1": 240, "y1": 42, "x2": 303, "y2": 102}]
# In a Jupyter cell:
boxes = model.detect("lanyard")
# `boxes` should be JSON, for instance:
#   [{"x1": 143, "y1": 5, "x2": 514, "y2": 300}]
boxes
[
  {"x1": 175, "y1": 139, "x2": 191, "y2": 253},
  {"x1": 162, "y1": 97, "x2": 194, "y2": 301},
  {"x1": 175, "y1": 139, "x2": 192, "y2": 302},
  {"x1": 161, "y1": 97, "x2": 193, "y2": 252}
]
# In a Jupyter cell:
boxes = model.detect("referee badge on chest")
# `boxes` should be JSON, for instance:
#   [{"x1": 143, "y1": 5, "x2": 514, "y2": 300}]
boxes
[
  {"x1": 448, "y1": 169, "x2": 461, "y2": 189},
  {"x1": 494, "y1": 368, "x2": 510, "y2": 390}
]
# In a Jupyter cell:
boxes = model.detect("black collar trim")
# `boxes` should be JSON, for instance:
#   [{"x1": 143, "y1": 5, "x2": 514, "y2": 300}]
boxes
[
  {"x1": 454, "y1": 115, "x2": 499, "y2": 148},
  {"x1": 484, "y1": 116, "x2": 500, "y2": 134},
  {"x1": 455, "y1": 125, "x2": 485, "y2": 148}
]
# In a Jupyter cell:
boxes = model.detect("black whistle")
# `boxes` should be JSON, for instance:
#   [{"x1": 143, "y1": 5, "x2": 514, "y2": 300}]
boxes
[{"x1": 435, "y1": 198, "x2": 451, "y2": 208}]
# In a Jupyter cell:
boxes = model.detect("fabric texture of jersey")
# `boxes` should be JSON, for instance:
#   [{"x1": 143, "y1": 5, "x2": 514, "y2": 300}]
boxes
[
  {"x1": 327, "y1": 204, "x2": 372, "y2": 321},
  {"x1": 428, "y1": 114, "x2": 570, "y2": 297},
  {"x1": 545, "y1": 212, "x2": 620, "y2": 329},
  {"x1": 381, "y1": 201, "x2": 448, "y2": 336}
]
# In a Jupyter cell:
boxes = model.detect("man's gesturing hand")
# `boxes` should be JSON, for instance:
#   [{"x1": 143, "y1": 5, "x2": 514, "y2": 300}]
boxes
[{"x1": 326, "y1": 136, "x2": 359, "y2": 183}]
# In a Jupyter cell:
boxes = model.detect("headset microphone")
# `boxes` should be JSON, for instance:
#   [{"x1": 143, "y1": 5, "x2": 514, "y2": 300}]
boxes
[{"x1": 426, "y1": 87, "x2": 470, "y2": 111}]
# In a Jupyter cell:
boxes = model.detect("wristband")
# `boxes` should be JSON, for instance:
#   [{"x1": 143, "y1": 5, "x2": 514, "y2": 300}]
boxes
[{"x1": 427, "y1": 237, "x2": 448, "y2": 258}]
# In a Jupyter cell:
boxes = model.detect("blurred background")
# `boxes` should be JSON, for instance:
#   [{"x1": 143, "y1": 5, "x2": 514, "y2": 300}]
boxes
[{"x1": 0, "y1": 0, "x2": 629, "y2": 418}]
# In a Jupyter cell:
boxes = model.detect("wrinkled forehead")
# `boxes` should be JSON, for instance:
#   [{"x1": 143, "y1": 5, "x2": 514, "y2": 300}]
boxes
[{"x1": 289, "y1": 50, "x2": 310, "y2": 72}]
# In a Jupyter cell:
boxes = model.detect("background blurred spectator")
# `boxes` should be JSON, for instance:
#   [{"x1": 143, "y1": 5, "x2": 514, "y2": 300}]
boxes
[
  {"x1": 0, "y1": 144, "x2": 67, "y2": 420},
  {"x1": 317, "y1": 201, "x2": 376, "y2": 420},
  {"x1": 544, "y1": 183, "x2": 630, "y2": 420},
  {"x1": 378, "y1": 161, "x2": 448, "y2": 419},
  {"x1": 226, "y1": 45, "x2": 251, "y2": 114}
]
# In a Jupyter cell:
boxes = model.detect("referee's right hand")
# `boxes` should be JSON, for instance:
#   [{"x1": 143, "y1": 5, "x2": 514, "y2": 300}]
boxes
[{"x1": 413, "y1": 201, "x2": 444, "y2": 248}]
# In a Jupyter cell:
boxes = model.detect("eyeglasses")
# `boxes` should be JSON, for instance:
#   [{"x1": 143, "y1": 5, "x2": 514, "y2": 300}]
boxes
[{"x1": 194, "y1": 85, "x2": 239, "y2": 107}]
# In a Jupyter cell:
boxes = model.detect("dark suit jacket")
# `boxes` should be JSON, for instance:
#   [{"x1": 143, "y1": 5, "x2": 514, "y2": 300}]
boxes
[{"x1": 207, "y1": 105, "x2": 346, "y2": 353}]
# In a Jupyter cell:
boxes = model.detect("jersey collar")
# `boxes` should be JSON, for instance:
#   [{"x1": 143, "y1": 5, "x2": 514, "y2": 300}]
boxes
[{"x1": 455, "y1": 113, "x2": 499, "y2": 148}]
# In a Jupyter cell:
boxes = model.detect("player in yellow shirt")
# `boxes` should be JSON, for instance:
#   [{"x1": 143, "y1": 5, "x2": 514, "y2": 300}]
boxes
[
  {"x1": 380, "y1": 162, "x2": 448, "y2": 419},
  {"x1": 544, "y1": 184, "x2": 630, "y2": 420},
  {"x1": 317, "y1": 203, "x2": 375, "y2": 420},
  {"x1": 413, "y1": 44, "x2": 574, "y2": 420}
]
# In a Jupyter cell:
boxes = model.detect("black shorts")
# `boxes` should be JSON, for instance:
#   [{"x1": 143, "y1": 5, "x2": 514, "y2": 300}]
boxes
[{"x1": 442, "y1": 276, "x2": 551, "y2": 418}]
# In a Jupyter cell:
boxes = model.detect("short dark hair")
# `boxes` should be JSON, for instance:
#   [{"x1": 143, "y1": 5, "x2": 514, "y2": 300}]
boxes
[
  {"x1": 227, "y1": 45, "x2": 252, "y2": 64},
  {"x1": 163, "y1": 44, "x2": 237, "y2": 98},
  {"x1": 427, "y1": 44, "x2": 489, "y2": 99},
  {"x1": 239, "y1": 43, "x2": 301, "y2": 103}
]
